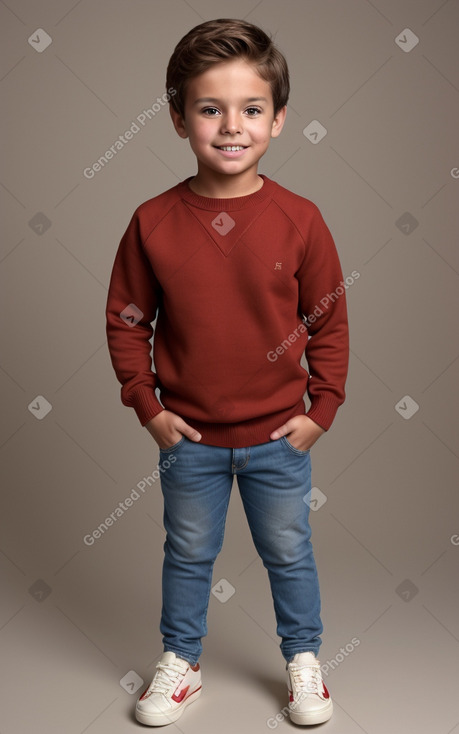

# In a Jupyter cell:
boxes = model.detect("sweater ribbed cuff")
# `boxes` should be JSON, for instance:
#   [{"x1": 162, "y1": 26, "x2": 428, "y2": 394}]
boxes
[
  {"x1": 125, "y1": 386, "x2": 164, "y2": 427},
  {"x1": 306, "y1": 395, "x2": 342, "y2": 432}
]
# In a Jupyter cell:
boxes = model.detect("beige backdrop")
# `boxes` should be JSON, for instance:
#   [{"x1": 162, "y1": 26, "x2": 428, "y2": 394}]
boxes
[{"x1": 1, "y1": 1, "x2": 458, "y2": 733}]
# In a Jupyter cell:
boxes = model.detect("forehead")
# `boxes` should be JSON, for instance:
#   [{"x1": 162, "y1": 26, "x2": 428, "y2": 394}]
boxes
[{"x1": 186, "y1": 58, "x2": 272, "y2": 104}]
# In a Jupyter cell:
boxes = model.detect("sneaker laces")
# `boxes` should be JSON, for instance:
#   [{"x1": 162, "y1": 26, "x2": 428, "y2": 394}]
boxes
[
  {"x1": 290, "y1": 662, "x2": 323, "y2": 701},
  {"x1": 148, "y1": 659, "x2": 186, "y2": 696}
]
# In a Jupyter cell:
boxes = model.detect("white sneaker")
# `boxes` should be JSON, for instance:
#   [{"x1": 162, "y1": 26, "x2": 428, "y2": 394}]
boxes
[
  {"x1": 287, "y1": 652, "x2": 333, "y2": 725},
  {"x1": 135, "y1": 651, "x2": 202, "y2": 726}
]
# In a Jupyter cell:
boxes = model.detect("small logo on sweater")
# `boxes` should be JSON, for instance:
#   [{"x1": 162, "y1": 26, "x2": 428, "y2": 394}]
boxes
[
  {"x1": 275, "y1": 262, "x2": 282, "y2": 270},
  {"x1": 120, "y1": 303, "x2": 144, "y2": 326},
  {"x1": 211, "y1": 212, "x2": 235, "y2": 236}
]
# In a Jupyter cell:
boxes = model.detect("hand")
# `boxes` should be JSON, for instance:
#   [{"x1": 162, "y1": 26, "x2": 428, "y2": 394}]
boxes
[
  {"x1": 145, "y1": 410, "x2": 202, "y2": 449},
  {"x1": 270, "y1": 415, "x2": 325, "y2": 452}
]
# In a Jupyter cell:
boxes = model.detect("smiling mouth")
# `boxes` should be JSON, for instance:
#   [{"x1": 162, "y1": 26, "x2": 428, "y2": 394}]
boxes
[{"x1": 215, "y1": 145, "x2": 248, "y2": 151}]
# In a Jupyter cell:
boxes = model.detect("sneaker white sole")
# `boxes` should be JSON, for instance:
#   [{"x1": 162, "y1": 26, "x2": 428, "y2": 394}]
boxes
[
  {"x1": 289, "y1": 698, "x2": 333, "y2": 726},
  {"x1": 135, "y1": 686, "x2": 202, "y2": 726}
]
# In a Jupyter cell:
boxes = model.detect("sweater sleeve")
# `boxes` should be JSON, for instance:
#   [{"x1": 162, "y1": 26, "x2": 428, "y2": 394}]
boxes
[
  {"x1": 297, "y1": 206, "x2": 349, "y2": 431},
  {"x1": 105, "y1": 209, "x2": 164, "y2": 426}
]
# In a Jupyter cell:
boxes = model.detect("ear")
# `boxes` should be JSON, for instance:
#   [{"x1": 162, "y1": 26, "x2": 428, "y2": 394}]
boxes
[
  {"x1": 169, "y1": 105, "x2": 188, "y2": 139},
  {"x1": 271, "y1": 105, "x2": 287, "y2": 139}
]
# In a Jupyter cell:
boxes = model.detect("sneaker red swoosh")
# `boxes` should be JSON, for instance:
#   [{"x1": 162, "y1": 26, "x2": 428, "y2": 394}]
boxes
[
  {"x1": 172, "y1": 685, "x2": 190, "y2": 703},
  {"x1": 139, "y1": 687, "x2": 150, "y2": 701}
]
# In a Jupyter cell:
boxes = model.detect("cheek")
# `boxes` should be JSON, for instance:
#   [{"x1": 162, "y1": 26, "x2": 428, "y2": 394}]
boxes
[
  {"x1": 252, "y1": 132, "x2": 272, "y2": 147},
  {"x1": 190, "y1": 121, "x2": 215, "y2": 143},
  {"x1": 250, "y1": 121, "x2": 274, "y2": 144}
]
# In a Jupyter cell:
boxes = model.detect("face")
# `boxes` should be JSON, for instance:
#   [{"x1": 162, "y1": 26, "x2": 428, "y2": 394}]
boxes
[{"x1": 170, "y1": 58, "x2": 286, "y2": 184}]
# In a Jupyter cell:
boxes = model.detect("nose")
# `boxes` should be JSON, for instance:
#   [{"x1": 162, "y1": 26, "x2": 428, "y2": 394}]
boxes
[{"x1": 221, "y1": 110, "x2": 242, "y2": 135}]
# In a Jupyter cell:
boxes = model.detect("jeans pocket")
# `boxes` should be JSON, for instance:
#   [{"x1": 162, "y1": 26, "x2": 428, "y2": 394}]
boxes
[
  {"x1": 159, "y1": 436, "x2": 186, "y2": 453},
  {"x1": 280, "y1": 436, "x2": 310, "y2": 456}
]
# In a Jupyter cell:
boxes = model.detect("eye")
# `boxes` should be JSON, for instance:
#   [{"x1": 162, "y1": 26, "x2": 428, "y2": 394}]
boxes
[
  {"x1": 202, "y1": 107, "x2": 220, "y2": 116},
  {"x1": 245, "y1": 107, "x2": 262, "y2": 116}
]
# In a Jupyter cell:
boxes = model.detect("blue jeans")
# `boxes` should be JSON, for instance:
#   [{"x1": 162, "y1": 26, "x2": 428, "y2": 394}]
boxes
[{"x1": 158, "y1": 436, "x2": 323, "y2": 666}]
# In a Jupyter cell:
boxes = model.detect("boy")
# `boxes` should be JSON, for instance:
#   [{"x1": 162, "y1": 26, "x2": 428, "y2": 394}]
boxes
[{"x1": 106, "y1": 18, "x2": 349, "y2": 728}]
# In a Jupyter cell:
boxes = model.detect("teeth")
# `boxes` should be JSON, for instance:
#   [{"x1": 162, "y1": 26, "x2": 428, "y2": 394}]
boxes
[{"x1": 219, "y1": 146, "x2": 245, "y2": 151}]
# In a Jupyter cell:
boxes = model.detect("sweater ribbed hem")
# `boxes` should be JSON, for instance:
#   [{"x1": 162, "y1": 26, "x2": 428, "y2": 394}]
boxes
[
  {"x1": 178, "y1": 401, "x2": 306, "y2": 449},
  {"x1": 130, "y1": 392, "x2": 343, "y2": 441}
]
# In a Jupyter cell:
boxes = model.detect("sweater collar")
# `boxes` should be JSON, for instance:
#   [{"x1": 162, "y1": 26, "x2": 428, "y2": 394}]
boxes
[{"x1": 177, "y1": 174, "x2": 275, "y2": 211}]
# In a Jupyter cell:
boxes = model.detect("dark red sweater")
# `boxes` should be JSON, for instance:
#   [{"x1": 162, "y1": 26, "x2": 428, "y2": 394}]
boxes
[{"x1": 105, "y1": 175, "x2": 349, "y2": 448}]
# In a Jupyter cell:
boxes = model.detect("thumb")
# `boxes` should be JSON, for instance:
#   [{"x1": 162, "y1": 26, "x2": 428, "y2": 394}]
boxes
[
  {"x1": 177, "y1": 418, "x2": 202, "y2": 442},
  {"x1": 270, "y1": 420, "x2": 293, "y2": 440}
]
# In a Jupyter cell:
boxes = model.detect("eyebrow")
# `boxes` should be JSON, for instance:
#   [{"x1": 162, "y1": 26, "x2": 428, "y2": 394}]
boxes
[{"x1": 193, "y1": 97, "x2": 269, "y2": 105}]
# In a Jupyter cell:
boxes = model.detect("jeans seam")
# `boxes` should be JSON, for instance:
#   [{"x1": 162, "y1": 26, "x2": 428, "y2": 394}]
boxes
[
  {"x1": 199, "y1": 488, "x2": 233, "y2": 639},
  {"x1": 231, "y1": 447, "x2": 251, "y2": 472},
  {"x1": 159, "y1": 436, "x2": 185, "y2": 453}
]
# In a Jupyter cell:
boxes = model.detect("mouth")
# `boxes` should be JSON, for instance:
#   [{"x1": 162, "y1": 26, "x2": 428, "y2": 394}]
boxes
[{"x1": 214, "y1": 145, "x2": 248, "y2": 151}]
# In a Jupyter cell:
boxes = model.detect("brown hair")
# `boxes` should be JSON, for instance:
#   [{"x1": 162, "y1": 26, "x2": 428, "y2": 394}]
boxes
[{"x1": 166, "y1": 18, "x2": 290, "y2": 118}]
